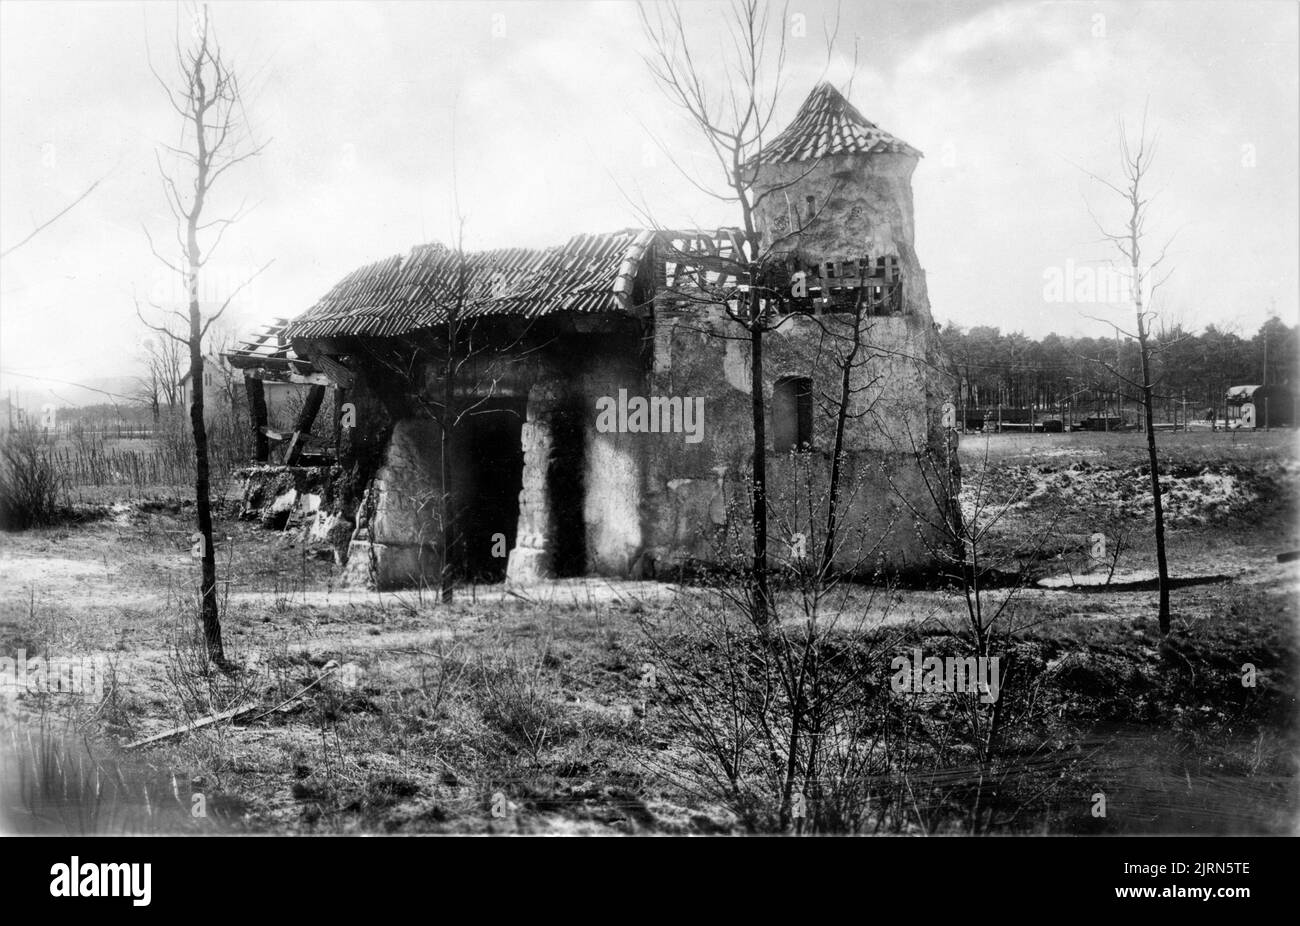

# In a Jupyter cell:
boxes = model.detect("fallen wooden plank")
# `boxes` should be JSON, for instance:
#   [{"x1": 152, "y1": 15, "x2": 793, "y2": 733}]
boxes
[
  {"x1": 122, "y1": 665, "x2": 340, "y2": 751},
  {"x1": 123, "y1": 702, "x2": 257, "y2": 751}
]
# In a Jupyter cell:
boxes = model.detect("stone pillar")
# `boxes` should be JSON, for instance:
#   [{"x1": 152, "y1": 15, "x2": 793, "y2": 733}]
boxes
[
  {"x1": 340, "y1": 417, "x2": 443, "y2": 590},
  {"x1": 507, "y1": 384, "x2": 558, "y2": 584}
]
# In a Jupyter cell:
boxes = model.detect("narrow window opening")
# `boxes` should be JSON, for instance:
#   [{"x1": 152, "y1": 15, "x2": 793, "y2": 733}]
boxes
[{"x1": 773, "y1": 376, "x2": 814, "y2": 453}]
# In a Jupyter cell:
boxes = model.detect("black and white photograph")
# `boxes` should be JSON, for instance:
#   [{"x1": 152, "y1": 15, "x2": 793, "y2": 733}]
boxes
[{"x1": 0, "y1": 0, "x2": 1295, "y2": 890}]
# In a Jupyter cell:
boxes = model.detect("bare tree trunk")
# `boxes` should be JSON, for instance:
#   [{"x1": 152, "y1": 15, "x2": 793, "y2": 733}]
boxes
[
  {"x1": 748, "y1": 289, "x2": 770, "y2": 626},
  {"x1": 185, "y1": 69, "x2": 223, "y2": 661},
  {"x1": 1135, "y1": 298, "x2": 1171, "y2": 632},
  {"x1": 438, "y1": 242, "x2": 469, "y2": 604},
  {"x1": 820, "y1": 291, "x2": 865, "y2": 576},
  {"x1": 441, "y1": 322, "x2": 456, "y2": 603},
  {"x1": 1139, "y1": 346, "x2": 1170, "y2": 631},
  {"x1": 138, "y1": 6, "x2": 272, "y2": 661}
]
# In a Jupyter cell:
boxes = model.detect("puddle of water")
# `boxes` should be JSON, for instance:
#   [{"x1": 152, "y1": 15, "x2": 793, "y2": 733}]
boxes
[
  {"x1": 1067, "y1": 725, "x2": 1298, "y2": 834},
  {"x1": 0, "y1": 722, "x2": 219, "y2": 835},
  {"x1": 1038, "y1": 572, "x2": 1233, "y2": 592}
]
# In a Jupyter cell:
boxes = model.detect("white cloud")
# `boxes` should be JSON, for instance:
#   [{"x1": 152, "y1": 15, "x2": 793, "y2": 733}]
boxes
[{"x1": 0, "y1": 0, "x2": 1294, "y2": 393}]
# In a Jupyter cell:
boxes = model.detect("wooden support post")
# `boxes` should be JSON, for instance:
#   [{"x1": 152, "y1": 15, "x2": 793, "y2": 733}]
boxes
[
  {"x1": 332, "y1": 386, "x2": 345, "y2": 451},
  {"x1": 244, "y1": 376, "x2": 269, "y2": 462},
  {"x1": 284, "y1": 384, "x2": 326, "y2": 465}
]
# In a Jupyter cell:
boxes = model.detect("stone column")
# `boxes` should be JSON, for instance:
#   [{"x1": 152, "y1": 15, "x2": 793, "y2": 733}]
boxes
[
  {"x1": 506, "y1": 384, "x2": 558, "y2": 584},
  {"x1": 340, "y1": 417, "x2": 443, "y2": 590}
]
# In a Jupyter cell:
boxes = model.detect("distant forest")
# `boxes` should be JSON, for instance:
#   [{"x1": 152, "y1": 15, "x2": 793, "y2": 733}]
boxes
[{"x1": 939, "y1": 317, "x2": 1298, "y2": 421}]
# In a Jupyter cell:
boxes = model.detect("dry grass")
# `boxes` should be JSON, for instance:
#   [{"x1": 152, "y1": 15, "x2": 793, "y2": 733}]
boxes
[{"x1": 0, "y1": 430, "x2": 1295, "y2": 834}]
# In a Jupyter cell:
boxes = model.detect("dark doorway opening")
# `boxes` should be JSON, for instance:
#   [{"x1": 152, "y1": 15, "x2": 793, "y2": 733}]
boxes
[
  {"x1": 547, "y1": 397, "x2": 587, "y2": 577},
  {"x1": 457, "y1": 397, "x2": 525, "y2": 582}
]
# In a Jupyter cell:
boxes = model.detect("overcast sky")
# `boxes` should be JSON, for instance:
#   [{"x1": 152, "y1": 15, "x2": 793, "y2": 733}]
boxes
[{"x1": 1, "y1": 0, "x2": 1296, "y2": 397}]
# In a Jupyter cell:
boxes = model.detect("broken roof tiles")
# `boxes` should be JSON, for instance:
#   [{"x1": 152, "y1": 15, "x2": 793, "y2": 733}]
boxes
[
  {"x1": 283, "y1": 229, "x2": 657, "y2": 341},
  {"x1": 752, "y1": 82, "x2": 920, "y2": 165}
]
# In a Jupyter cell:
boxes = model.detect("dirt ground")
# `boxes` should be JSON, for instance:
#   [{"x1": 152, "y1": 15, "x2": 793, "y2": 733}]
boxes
[{"x1": 1, "y1": 429, "x2": 1296, "y2": 834}]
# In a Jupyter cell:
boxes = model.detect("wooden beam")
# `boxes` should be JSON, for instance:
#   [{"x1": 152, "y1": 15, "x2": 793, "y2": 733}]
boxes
[
  {"x1": 284, "y1": 384, "x2": 327, "y2": 465},
  {"x1": 333, "y1": 386, "x2": 346, "y2": 449},
  {"x1": 244, "y1": 376, "x2": 269, "y2": 462},
  {"x1": 241, "y1": 366, "x2": 331, "y2": 386},
  {"x1": 313, "y1": 353, "x2": 356, "y2": 389}
]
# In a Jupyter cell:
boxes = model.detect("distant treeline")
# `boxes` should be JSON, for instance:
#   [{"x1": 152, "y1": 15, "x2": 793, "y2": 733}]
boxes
[{"x1": 939, "y1": 317, "x2": 1297, "y2": 419}]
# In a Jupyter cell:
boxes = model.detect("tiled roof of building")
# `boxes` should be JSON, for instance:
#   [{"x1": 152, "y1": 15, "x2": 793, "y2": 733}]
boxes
[
  {"x1": 753, "y1": 82, "x2": 920, "y2": 164},
  {"x1": 283, "y1": 230, "x2": 656, "y2": 340},
  {"x1": 279, "y1": 221, "x2": 894, "y2": 342}
]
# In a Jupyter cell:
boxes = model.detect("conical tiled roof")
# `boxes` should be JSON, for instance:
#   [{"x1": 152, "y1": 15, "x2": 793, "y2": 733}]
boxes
[{"x1": 754, "y1": 82, "x2": 920, "y2": 164}]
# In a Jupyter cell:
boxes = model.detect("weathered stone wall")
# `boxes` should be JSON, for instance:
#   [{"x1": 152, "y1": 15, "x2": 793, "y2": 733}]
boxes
[
  {"x1": 635, "y1": 303, "x2": 952, "y2": 575},
  {"x1": 337, "y1": 310, "x2": 953, "y2": 587},
  {"x1": 340, "y1": 417, "x2": 444, "y2": 589},
  {"x1": 752, "y1": 152, "x2": 924, "y2": 287}
]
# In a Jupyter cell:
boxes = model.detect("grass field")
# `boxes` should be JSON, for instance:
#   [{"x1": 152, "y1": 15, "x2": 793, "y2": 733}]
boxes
[{"x1": 0, "y1": 429, "x2": 1296, "y2": 834}]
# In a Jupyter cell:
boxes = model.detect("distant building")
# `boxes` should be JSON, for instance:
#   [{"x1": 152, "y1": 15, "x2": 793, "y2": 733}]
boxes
[
  {"x1": 179, "y1": 354, "x2": 238, "y2": 429},
  {"x1": 1226, "y1": 384, "x2": 1295, "y2": 428}
]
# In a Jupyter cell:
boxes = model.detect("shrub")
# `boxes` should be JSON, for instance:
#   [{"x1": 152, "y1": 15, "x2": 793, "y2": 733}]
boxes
[{"x1": 0, "y1": 424, "x2": 68, "y2": 530}]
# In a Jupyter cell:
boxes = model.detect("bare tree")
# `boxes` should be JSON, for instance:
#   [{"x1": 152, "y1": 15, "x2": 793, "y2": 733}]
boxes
[
  {"x1": 137, "y1": 326, "x2": 188, "y2": 420},
  {"x1": 637, "y1": 0, "x2": 847, "y2": 626},
  {"x1": 1079, "y1": 113, "x2": 1175, "y2": 634},
  {"x1": 137, "y1": 4, "x2": 272, "y2": 661},
  {"x1": 434, "y1": 219, "x2": 469, "y2": 603},
  {"x1": 636, "y1": 2, "x2": 950, "y2": 830}
]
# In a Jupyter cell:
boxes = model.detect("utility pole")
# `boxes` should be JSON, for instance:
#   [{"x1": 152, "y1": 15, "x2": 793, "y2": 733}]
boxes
[
  {"x1": 960, "y1": 368, "x2": 966, "y2": 434},
  {"x1": 1262, "y1": 326, "x2": 1268, "y2": 386},
  {"x1": 1116, "y1": 329, "x2": 1122, "y2": 425}
]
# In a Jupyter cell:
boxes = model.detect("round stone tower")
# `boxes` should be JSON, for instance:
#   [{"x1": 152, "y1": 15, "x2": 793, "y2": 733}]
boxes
[
  {"x1": 748, "y1": 82, "x2": 959, "y2": 569},
  {"x1": 749, "y1": 81, "x2": 932, "y2": 323}
]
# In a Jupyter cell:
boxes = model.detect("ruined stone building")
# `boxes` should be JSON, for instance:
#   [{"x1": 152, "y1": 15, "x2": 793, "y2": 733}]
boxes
[{"x1": 232, "y1": 83, "x2": 955, "y2": 589}]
